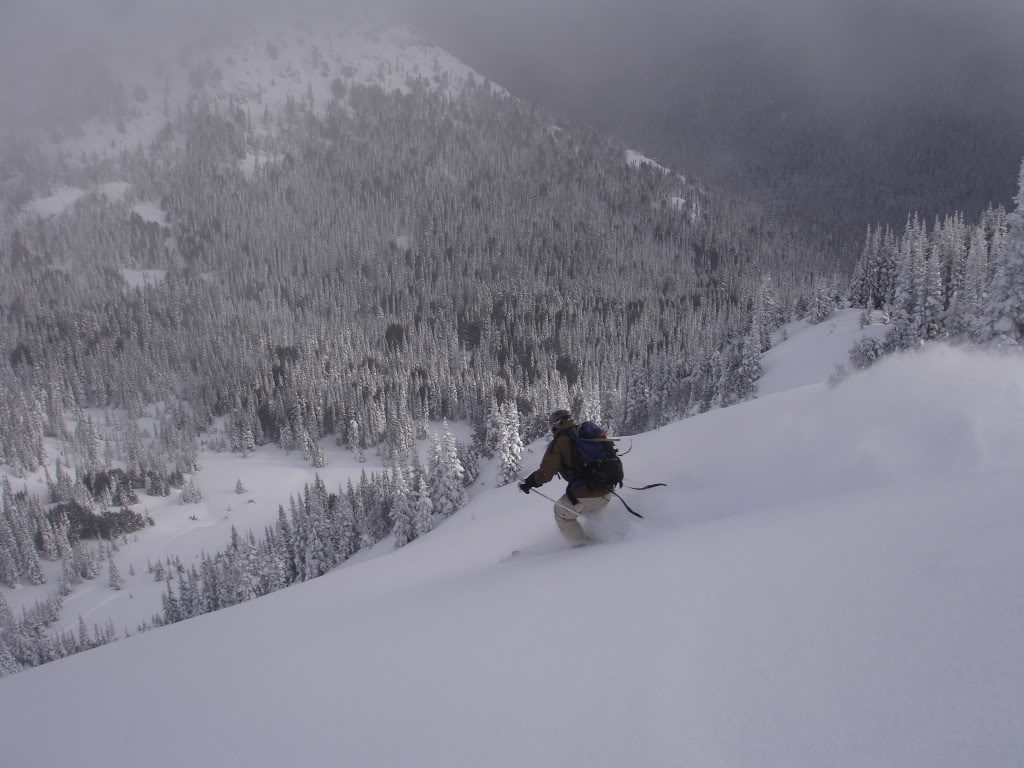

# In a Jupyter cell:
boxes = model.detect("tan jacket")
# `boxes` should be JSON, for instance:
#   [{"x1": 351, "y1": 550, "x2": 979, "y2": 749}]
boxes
[{"x1": 528, "y1": 424, "x2": 609, "y2": 499}]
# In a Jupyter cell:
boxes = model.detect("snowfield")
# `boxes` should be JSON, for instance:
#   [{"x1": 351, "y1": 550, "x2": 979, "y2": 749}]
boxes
[
  {"x1": 22, "y1": 187, "x2": 88, "y2": 218},
  {"x1": 625, "y1": 148, "x2": 670, "y2": 173},
  {"x1": 1, "y1": 318, "x2": 1023, "y2": 768}
]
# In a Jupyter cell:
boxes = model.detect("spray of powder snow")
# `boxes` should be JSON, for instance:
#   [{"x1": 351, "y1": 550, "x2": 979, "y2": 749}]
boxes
[{"x1": 661, "y1": 344, "x2": 1024, "y2": 516}]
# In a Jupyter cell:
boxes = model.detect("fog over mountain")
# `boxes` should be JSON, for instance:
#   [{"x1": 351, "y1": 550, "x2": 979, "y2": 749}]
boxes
[
  {"x1": 410, "y1": 0, "x2": 1024, "y2": 239},
  {"x1": 2, "y1": 0, "x2": 1020, "y2": 246}
]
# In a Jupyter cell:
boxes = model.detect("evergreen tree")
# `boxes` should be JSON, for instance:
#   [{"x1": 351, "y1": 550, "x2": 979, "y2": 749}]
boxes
[
  {"x1": 456, "y1": 441, "x2": 479, "y2": 487},
  {"x1": 349, "y1": 419, "x2": 365, "y2": 463},
  {"x1": 981, "y1": 160, "x2": 1024, "y2": 345},
  {"x1": 336, "y1": 482, "x2": 360, "y2": 561},
  {"x1": 390, "y1": 466, "x2": 415, "y2": 548},
  {"x1": 947, "y1": 224, "x2": 988, "y2": 338},
  {"x1": 302, "y1": 483, "x2": 333, "y2": 579},
  {"x1": 77, "y1": 616, "x2": 92, "y2": 651},
  {"x1": 0, "y1": 592, "x2": 21, "y2": 677},
  {"x1": 412, "y1": 475, "x2": 434, "y2": 537},
  {"x1": 428, "y1": 425, "x2": 467, "y2": 518},
  {"x1": 808, "y1": 278, "x2": 836, "y2": 323},
  {"x1": 481, "y1": 396, "x2": 502, "y2": 459},
  {"x1": 496, "y1": 401, "x2": 523, "y2": 487},
  {"x1": 0, "y1": 513, "x2": 20, "y2": 588},
  {"x1": 108, "y1": 559, "x2": 122, "y2": 590},
  {"x1": 887, "y1": 220, "x2": 922, "y2": 350},
  {"x1": 276, "y1": 505, "x2": 297, "y2": 581},
  {"x1": 620, "y1": 368, "x2": 650, "y2": 435},
  {"x1": 735, "y1": 331, "x2": 763, "y2": 400},
  {"x1": 920, "y1": 225, "x2": 946, "y2": 340},
  {"x1": 0, "y1": 636, "x2": 19, "y2": 677},
  {"x1": 851, "y1": 226, "x2": 875, "y2": 309},
  {"x1": 180, "y1": 480, "x2": 202, "y2": 504}
]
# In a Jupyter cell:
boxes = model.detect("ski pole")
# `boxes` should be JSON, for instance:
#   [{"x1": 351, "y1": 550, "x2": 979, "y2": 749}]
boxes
[{"x1": 520, "y1": 483, "x2": 584, "y2": 518}]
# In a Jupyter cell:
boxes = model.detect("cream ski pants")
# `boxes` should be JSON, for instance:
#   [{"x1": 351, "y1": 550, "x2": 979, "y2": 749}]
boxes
[{"x1": 553, "y1": 494, "x2": 611, "y2": 544}]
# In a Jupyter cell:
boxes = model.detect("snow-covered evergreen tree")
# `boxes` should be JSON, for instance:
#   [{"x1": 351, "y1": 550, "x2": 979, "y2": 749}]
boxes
[
  {"x1": 349, "y1": 419, "x2": 365, "y2": 463},
  {"x1": 428, "y1": 425, "x2": 467, "y2": 518},
  {"x1": 180, "y1": 480, "x2": 202, "y2": 504},
  {"x1": 946, "y1": 224, "x2": 988, "y2": 338},
  {"x1": 808, "y1": 278, "x2": 836, "y2": 324},
  {"x1": 980, "y1": 160, "x2": 1024, "y2": 345},
  {"x1": 481, "y1": 397, "x2": 503, "y2": 459},
  {"x1": 735, "y1": 331, "x2": 763, "y2": 400},
  {"x1": 0, "y1": 513, "x2": 20, "y2": 588},
  {"x1": 496, "y1": 402, "x2": 523, "y2": 487},
  {"x1": 920, "y1": 224, "x2": 946, "y2": 340},
  {"x1": 390, "y1": 466, "x2": 415, "y2": 548},
  {"x1": 412, "y1": 475, "x2": 434, "y2": 537},
  {"x1": 336, "y1": 482, "x2": 360, "y2": 561},
  {"x1": 108, "y1": 559, "x2": 122, "y2": 590}
]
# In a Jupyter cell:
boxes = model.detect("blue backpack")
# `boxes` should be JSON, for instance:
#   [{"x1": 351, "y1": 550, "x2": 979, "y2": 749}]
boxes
[{"x1": 566, "y1": 421, "x2": 624, "y2": 494}]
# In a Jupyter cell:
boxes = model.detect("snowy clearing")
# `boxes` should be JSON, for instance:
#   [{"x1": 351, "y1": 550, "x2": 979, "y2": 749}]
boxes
[
  {"x1": 95, "y1": 181, "x2": 132, "y2": 203},
  {"x1": 22, "y1": 187, "x2": 87, "y2": 217},
  {"x1": 120, "y1": 269, "x2": 168, "y2": 289},
  {"x1": 130, "y1": 202, "x2": 168, "y2": 227},
  {"x1": 625, "y1": 148, "x2": 670, "y2": 173}
]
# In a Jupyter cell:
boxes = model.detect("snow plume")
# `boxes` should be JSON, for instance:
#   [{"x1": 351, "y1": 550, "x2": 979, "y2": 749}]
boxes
[
  {"x1": 831, "y1": 345, "x2": 1024, "y2": 477},
  {"x1": 677, "y1": 344, "x2": 1024, "y2": 515}
]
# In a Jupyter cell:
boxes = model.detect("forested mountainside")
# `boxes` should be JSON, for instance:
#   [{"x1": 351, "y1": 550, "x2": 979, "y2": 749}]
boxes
[{"x1": 0, "y1": 27, "x2": 836, "y2": 480}]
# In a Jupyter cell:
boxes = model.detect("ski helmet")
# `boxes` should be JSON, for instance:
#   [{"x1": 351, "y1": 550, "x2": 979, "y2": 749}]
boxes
[{"x1": 548, "y1": 409, "x2": 572, "y2": 430}]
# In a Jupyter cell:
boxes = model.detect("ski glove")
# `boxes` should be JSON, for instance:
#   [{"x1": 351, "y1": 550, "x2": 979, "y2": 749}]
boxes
[{"x1": 519, "y1": 475, "x2": 538, "y2": 494}]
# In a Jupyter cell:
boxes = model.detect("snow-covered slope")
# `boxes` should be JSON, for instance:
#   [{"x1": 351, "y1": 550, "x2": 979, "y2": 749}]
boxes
[
  {"x1": 0, "y1": 419, "x2": 461, "y2": 640},
  {"x1": 758, "y1": 310, "x2": 887, "y2": 396},
  {"x1": 2, "y1": 323, "x2": 1022, "y2": 767}
]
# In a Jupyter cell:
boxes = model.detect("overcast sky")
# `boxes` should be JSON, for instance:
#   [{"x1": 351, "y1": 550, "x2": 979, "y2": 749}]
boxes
[
  {"x1": 407, "y1": 0, "x2": 1023, "y2": 117},
  {"x1": 405, "y1": 0, "x2": 1024, "y2": 224},
  {"x1": 2, "y1": 0, "x2": 1020, "y2": 111}
]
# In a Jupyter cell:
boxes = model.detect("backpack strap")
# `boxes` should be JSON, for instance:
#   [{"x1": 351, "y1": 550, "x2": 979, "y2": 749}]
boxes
[
  {"x1": 624, "y1": 483, "x2": 667, "y2": 491},
  {"x1": 610, "y1": 491, "x2": 645, "y2": 519}
]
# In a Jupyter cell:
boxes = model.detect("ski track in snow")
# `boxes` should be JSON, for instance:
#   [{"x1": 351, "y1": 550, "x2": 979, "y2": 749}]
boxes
[{"x1": 61, "y1": 593, "x2": 123, "y2": 634}]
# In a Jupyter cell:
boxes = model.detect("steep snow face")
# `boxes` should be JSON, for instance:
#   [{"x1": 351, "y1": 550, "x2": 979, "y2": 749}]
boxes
[{"x1": 2, "y1": 344, "x2": 1022, "y2": 768}]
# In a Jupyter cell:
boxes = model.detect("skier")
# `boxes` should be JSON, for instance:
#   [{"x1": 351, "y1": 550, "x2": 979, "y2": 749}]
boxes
[{"x1": 519, "y1": 409, "x2": 613, "y2": 544}]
